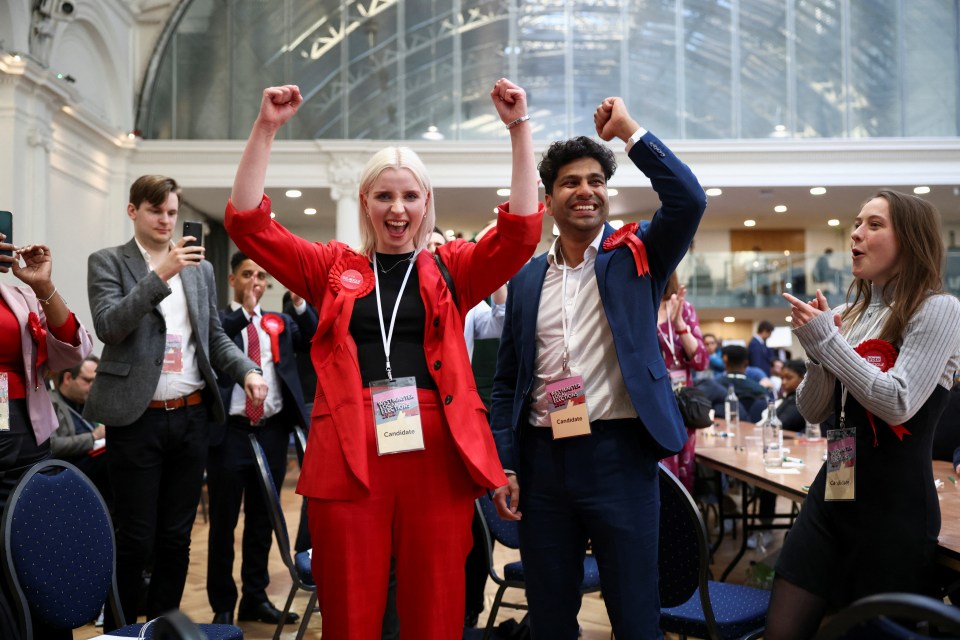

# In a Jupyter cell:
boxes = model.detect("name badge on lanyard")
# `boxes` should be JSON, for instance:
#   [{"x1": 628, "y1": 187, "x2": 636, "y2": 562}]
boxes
[
  {"x1": 0, "y1": 372, "x2": 9, "y2": 432},
  {"x1": 825, "y1": 421, "x2": 856, "y2": 501},
  {"x1": 546, "y1": 376, "x2": 591, "y2": 438},
  {"x1": 369, "y1": 253, "x2": 424, "y2": 455},
  {"x1": 371, "y1": 376, "x2": 424, "y2": 455},
  {"x1": 163, "y1": 333, "x2": 184, "y2": 373}
]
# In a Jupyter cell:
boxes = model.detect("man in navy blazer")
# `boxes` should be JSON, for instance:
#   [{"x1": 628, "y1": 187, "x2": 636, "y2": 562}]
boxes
[
  {"x1": 490, "y1": 97, "x2": 706, "y2": 639},
  {"x1": 206, "y1": 251, "x2": 317, "y2": 625}
]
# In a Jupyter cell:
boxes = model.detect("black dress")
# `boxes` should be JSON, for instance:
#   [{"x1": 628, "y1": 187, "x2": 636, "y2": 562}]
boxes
[{"x1": 775, "y1": 382, "x2": 949, "y2": 607}]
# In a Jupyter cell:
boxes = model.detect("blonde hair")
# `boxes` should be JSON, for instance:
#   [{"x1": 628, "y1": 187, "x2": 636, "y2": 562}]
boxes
[{"x1": 357, "y1": 147, "x2": 436, "y2": 256}]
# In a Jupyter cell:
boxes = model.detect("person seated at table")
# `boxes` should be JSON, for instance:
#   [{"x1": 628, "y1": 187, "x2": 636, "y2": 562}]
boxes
[{"x1": 716, "y1": 345, "x2": 769, "y2": 422}]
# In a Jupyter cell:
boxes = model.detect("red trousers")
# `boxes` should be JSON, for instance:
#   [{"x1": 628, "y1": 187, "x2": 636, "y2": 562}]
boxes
[{"x1": 308, "y1": 389, "x2": 477, "y2": 639}]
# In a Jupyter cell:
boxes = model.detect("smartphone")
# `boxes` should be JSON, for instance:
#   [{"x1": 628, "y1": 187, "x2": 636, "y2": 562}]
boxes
[
  {"x1": 182, "y1": 221, "x2": 203, "y2": 248},
  {"x1": 0, "y1": 211, "x2": 12, "y2": 258}
]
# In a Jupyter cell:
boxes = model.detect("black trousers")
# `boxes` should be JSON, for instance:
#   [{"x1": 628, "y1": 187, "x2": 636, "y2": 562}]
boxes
[
  {"x1": 206, "y1": 416, "x2": 289, "y2": 613},
  {"x1": 104, "y1": 403, "x2": 208, "y2": 631}
]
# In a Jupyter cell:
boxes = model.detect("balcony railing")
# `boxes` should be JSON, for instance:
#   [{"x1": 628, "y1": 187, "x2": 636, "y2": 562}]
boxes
[{"x1": 675, "y1": 250, "x2": 960, "y2": 310}]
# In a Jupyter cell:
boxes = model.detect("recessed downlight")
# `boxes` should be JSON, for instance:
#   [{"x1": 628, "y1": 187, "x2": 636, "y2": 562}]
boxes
[{"x1": 285, "y1": 189, "x2": 302, "y2": 198}]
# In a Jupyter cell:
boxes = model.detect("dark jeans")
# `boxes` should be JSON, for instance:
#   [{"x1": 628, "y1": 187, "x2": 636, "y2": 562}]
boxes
[{"x1": 104, "y1": 403, "x2": 208, "y2": 630}]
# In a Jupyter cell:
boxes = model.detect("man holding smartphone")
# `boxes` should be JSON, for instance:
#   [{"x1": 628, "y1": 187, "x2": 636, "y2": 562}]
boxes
[{"x1": 85, "y1": 174, "x2": 267, "y2": 629}]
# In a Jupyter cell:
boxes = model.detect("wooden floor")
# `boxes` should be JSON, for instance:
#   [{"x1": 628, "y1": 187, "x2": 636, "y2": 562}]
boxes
[{"x1": 74, "y1": 464, "x2": 779, "y2": 640}]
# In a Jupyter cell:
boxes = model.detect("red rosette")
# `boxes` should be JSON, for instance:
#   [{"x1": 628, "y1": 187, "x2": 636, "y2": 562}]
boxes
[
  {"x1": 854, "y1": 338, "x2": 897, "y2": 372},
  {"x1": 260, "y1": 314, "x2": 284, "y2": 364},
  {"x1": 854, "y1": 338, "x2": 909, "y2": 444},
  {"x1": 329, "y1": 255, "x2": 374, "y2": 298},
  {"x1": 601, "y1": 222, "x2": 649, "y2": 277},
  {"x1": 27, "y1": 312, "x2": 48, "y2": 369}
]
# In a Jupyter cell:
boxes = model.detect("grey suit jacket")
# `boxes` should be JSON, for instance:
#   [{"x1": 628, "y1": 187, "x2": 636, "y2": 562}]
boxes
[
  {"x1": 84, "y1": 237, "x2": 256, "y2": 427},
  {"x1": 50, "y1": 388, "x2": 97, "y2": 458}
]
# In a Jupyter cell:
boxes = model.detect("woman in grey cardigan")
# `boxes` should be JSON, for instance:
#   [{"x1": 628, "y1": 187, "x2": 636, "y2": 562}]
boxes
[{"x1": 768, "y1": 190, "x2": 960, "y2": 639}]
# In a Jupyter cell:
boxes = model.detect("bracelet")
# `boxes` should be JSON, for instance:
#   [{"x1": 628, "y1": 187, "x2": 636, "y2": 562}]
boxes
[
  {"x1": 38, "y1": 287, "x2": 58, "y2": 305},
  {"x1": 676, "y1": 326, "x2": 689, "y2": 335},
  {"x1": 505, "y1": 115, "x2": 530, "y2": 130}
]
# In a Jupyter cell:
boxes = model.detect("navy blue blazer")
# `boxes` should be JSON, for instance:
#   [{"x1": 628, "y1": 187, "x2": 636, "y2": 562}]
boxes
[
  {"x1": 490, "y1": 132, "x2": 707, "y2": 470},
  {"x1": 209, "y1": 305, "x2": 317, "y2": 446}
]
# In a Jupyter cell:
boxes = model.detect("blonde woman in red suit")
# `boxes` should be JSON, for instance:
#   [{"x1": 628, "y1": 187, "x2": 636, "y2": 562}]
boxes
[{"x1": 224, "y1": 79, "x2": 542, "y2": 640}]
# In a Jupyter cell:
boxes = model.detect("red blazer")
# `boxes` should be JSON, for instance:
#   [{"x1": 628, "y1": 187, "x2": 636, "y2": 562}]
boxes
[{"x1": 226, "y1": 195, "x2": 543, "y2": 500}]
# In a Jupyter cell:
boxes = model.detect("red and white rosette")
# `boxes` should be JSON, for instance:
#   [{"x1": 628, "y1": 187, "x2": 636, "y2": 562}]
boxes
[
  {"x1": 601, "y1": 222, "x2": 649, "y2": 277},
  {"x1": 329, "y1": 255, "x2": 374, "y2": 298},
  {"x1": 260, "y1": 314, "x2": 284, "y2": 364},
  {"x1": 854, "y1": 338, "x2": 910, "y2": 444}
]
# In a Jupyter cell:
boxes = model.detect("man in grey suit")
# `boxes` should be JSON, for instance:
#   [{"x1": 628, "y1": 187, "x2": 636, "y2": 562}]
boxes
[
  {"x1": 85, "y1": 175, "x2": 267, "y2": 630},
  {"x1": 50, "y1": 355, "x2": 111, "y2": 501}
]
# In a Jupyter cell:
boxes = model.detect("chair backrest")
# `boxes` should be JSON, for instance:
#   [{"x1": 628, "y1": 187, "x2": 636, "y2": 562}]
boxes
[
  {"x1": 658, "y1": 463, "x2": 718, "y2": 633},
  {"x1": 476, "y1": 493, "x2": 520, "y2": 550},
  {"x1": 1, "y1": 460, "x2": 124, "y2": 637},
  {"x1": 248, "y1": 434, "x2": 297, "y2": 577},
  {"x1": 152, "y1": 609, "x2": 207, "y2": 640},
  {"x1": 293, "y1": 424, "x2": 307, "y2": 466},
  {"x1": 814, "y1": 592, "x2": 960, "y2": 640}
]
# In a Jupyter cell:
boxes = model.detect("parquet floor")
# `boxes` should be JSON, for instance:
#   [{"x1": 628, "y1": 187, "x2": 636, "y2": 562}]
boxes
[{"x1": 73, "y1": 464, "x2": 779, "y2": 639}]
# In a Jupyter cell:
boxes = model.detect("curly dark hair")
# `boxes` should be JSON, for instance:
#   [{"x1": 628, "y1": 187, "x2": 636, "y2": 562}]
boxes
[{"x1": 538, "y1": 136, "x2": 617, "y2": 195}]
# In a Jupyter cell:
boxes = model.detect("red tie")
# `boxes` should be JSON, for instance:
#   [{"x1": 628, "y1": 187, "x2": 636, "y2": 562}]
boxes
[{"x1": 245, "y1": 320, "x2": 264, "y2": 424}]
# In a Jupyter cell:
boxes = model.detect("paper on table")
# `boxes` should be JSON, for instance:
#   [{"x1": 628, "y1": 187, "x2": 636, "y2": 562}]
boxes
[{"x1": 765, "y1": 467, "x2": 801, "y2": 475}]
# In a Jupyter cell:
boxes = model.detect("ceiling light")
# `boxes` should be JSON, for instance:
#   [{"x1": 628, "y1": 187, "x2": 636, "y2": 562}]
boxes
[
  {"x1": 705, "y1": 188, "x2": 722, "y2": 197},
  {"x1": 496, "y1": 188, "x2": 511, "y2": 197},
  {"x1": 783, "y1": 250, "x2": 791, "y2": 256},
  {"x1": 914, "y1": 186, "x2": 931, "y2": 195},
  {"x1": 444, "y1": 229, "x2": 455, "y2": 239},
  {"x1": 774, "y1": 205, "x2": 787, "y2": 213},
  {"x1": 744, "y1": 219, "x2": 756, "y2": 227},
  {"x1": 304, "y1": 208, "x2": 317, "y2": 215},
  {"x1": 422, "y1": 125, "x2": 444, "y2": 141},
  {"x1": 723, "y1": 316, "x2": 736, "y2": 323},
  {"x1": 827, "y1": 219, "x2": 840, "y2": 226},
  {"x1": 607, "y1": 189, "x2": 618, "y2": 197},
  {"x1": 270, "y1": 212, "x2": 277, "y2": 219},
  {"x1": 810, "y1": 187, "x2": 827, "y2": 196},
  {"x1": 285, "y1": 189, "x2": 302, "y2": 198}
]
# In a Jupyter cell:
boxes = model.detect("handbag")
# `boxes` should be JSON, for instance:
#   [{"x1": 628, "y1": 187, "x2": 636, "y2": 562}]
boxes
[{"x1": 675, "y1": 386, "x2": 714, "y2": 429}]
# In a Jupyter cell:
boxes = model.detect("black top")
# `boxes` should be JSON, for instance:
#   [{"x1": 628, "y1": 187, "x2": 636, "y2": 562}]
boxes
[{"x1": 350, "y1": 252, "x2": 436, "y2": 389}]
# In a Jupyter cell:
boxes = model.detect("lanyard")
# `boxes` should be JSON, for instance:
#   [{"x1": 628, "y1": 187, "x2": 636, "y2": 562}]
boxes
[
  {"x1": 558, "y1": 247, "x2": 587, "y2": 372},
  {"x1": 373, "y1": 253, "x2": 416, "y2": 381},
  {"x1": 658, "y1": 322, "x2": 678, "y2": 366}
]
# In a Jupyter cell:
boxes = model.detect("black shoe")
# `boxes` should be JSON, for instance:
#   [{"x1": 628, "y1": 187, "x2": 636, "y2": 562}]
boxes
[
  {"x1": 212, "y1": 611, "x2": 234, "y2": 625},
  {"x1": 237, "y1": 600, "x2": 300, "y2": 625}
]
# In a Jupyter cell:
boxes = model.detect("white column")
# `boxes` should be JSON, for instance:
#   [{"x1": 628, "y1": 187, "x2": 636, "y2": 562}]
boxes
[{"x1": 328, "y1": 159, "x2": 362, "y2": 250}]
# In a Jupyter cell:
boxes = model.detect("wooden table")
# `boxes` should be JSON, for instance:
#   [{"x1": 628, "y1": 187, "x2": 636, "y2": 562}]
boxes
[{"x1": 695, "y1": 423, "x2": 960, "y2": 576}]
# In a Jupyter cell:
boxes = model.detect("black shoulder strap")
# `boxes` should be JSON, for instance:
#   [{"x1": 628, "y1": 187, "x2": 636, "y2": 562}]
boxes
[{"x1": 433, "y1": 252, "x2": 458, "y2": 308}]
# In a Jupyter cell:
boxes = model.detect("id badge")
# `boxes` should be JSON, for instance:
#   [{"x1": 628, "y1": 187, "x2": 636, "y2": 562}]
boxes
[
  {"x1": 546, "y1": 375, "x2": 591, "y2": 439},
  {"x1": 669, "y1": 369, "x2": 687, "y2": 390},
  {"x1": 825, "y1": 426, "x2": 856, "y2": 501},
  {"x1": 0, "y1": 372, "x2": 8, "y2": 432},
  {"x1": 163, "y1": 334, "x2": 184, "y2": 373},
  {"x1": 370, "y1": 377, "x2": 424, "y2": 455}
]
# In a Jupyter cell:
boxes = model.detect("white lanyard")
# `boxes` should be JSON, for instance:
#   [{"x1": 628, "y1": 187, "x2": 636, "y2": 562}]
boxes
[
  {"x1": 558, "y1": 247, "x2": 587, "y2": 372},
  {"x1": 658, "y1": 322, "x2": 678, "y2": 366},
  {"x1": 373, "y1": 254, "x2": 416, "y2": 381}
]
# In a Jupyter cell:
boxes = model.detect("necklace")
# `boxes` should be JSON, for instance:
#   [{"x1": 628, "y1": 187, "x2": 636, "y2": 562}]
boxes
[{"x1": 374, "y1": 251, "x2": 415, "y2": 274}]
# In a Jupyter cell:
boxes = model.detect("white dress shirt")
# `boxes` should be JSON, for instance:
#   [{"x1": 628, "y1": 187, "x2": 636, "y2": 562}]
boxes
[{"x1": 227, "y1": 302, "x2": 283, "y2": 420}]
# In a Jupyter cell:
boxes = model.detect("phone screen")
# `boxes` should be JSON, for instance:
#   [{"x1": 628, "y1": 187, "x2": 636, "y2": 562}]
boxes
[
  {"x1": 0, "y1": 211, "x2": 12, "y2": 258},
  {"x1": 182, "y1": 221, "x2": 203, "y2": 248}
]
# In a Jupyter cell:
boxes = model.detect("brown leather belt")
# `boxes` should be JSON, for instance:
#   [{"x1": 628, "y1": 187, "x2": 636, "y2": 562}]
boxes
[{"x1": 147, "y1": 391, "x2": 203, "y2": 411}]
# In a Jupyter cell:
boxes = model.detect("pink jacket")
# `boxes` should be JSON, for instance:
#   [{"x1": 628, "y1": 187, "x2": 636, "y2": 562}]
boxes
[{"x1": 0, "y1": 283, "x2": 93, "y2": 444}]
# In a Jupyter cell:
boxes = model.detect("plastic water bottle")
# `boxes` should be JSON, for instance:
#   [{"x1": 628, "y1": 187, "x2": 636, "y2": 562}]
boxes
[
  {"x1": 805, "y1": 422, "x2": 822, "y2": 441},
  {"x1": 724, "y1": 385, "x2": 740, "y2": 434},
  {"x1": 763, "y1": 400, "x2": 783, "y2": 467}
]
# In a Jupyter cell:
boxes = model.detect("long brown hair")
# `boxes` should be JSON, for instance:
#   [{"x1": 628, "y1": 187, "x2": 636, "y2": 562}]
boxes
[{"x1": 841, "y1": 190, "x2": 944, "y2": 344}]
